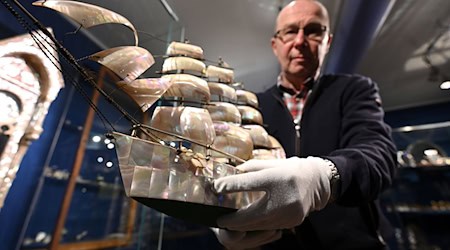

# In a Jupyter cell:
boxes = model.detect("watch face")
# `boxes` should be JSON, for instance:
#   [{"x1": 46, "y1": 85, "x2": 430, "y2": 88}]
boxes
[{"x1": 0, "y1": 91, "x2": 21, "y2": 125}]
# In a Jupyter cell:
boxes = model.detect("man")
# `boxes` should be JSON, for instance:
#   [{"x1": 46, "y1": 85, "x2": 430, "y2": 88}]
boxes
[{"x1": 213, "y1": 0, "x2": 397, "y2": 249}]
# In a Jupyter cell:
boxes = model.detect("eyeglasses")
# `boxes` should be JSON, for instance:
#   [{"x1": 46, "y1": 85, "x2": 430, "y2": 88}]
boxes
[{"x1": 274, "y1": 23, "x2": 327, "y2": 43}]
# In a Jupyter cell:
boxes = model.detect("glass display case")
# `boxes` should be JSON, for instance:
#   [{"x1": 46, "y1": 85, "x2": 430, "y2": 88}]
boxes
[
  {"x1": 21, "y1": 71, "x2": 222, "y2": 250},
  {"x1": 18, "y1": 1, "x2": 222, "y2": 249},
  {"x1": 393, "y1": 121, "x2": 450, "y2": 167},
  {"x1": 381, "y1": 121, "x2": 450, "y2": 249}
]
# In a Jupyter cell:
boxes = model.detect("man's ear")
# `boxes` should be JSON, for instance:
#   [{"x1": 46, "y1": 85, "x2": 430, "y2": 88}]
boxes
[
  {"x1": 326, "y1": 33, "x2": 333, "y2": 52},
  {"x1": 271, "y1": 37, "x2": 278, "y2": 56}
]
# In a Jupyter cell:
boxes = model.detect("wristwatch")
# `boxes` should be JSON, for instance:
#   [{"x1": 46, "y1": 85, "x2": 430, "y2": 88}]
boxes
[{"x1": 323, "y1": 158, "x2": 341, "y2": 202}]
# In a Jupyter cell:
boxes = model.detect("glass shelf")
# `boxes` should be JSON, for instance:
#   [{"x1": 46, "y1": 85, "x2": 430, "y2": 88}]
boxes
[{"x1": 392, "y1": 121, "x2": 450, "y2": 167}]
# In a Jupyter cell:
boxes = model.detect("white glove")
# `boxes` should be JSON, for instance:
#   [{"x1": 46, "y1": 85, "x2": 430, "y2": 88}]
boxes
[
  {"x1": 214, "y1": 156, "x2": 332, "y2": 231},
  {"x1": 211, "y1": 227, "x2": 282, "y2": 250}
]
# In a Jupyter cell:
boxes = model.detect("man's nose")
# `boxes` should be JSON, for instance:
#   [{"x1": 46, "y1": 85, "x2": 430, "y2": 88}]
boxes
[{"x1": 293, "y1": 30, "x2": 306, "y2": 47}]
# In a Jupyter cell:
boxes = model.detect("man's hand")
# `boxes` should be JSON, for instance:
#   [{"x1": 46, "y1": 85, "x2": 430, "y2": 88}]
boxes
[{"x1": 214, "y1": 156, "x2": 332, "y2": 231}]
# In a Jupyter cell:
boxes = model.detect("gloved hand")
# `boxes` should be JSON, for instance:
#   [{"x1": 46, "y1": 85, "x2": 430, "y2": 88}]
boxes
[
  {"x1": 210, "y1": 227, "x2": 282, "y2": 250},
  {"x1": 214, "y1": 156, "x2": 332, "y2": 231}
]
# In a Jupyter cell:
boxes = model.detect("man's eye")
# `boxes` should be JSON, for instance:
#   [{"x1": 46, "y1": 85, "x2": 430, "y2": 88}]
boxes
[
  {"x1": 304, "y1": 24, "x2": 324, "y2": 36},
  {"x1": 284, "y1": 29, "x2": 298, "y2": 35}
]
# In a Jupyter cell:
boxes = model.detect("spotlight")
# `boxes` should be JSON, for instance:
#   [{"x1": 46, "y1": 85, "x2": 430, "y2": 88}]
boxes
[
  {"x1": 92, "y1": 135, "x2": 101, "y2": 143},
  {"x1": 440, "y1": 80, "x2": 450, "y2": 90}
]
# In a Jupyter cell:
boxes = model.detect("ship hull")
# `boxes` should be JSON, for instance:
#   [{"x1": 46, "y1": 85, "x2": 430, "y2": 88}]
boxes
[{"x1": 112, "y1": 132, "x2": 262, "y2": 227}]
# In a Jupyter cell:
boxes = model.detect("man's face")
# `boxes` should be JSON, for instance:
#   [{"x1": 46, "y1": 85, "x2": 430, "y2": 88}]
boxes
[{"x1": 271, "y1": 0, "x2": 332, "y2": 81}]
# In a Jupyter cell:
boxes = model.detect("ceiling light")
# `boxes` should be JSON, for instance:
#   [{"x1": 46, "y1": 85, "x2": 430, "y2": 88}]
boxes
[
  {"x1": 440, "y1": 80, "x2": 450, "y2": 89},
  {"x1": 400, "y1": 126, "x2": 413, "y2": 132}
]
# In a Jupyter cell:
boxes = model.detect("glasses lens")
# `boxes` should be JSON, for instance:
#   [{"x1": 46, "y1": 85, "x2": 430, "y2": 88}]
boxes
[
  {"x1": 279, "y1": 27, "x2": 298, "y2": 42},
  {"x1": 303, "y1": 23, "x2": 325, "y2": 38},
  {"x1": 276, "y1": 23, "x2": 326, "y2": 42}
]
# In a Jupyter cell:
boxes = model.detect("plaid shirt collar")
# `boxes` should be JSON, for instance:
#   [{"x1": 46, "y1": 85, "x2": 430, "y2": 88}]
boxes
[
  {"x1": 276, "y1": 74, "x2": 315, "y2": 98},
  {"x1": 277, "y1": 74, "x2": 315, "y2": 123}
]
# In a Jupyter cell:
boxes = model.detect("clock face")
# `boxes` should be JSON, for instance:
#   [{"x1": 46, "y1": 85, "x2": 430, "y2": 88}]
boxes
[{"x1": 0, "y1": 91, "x2": 21, "y2": 126}]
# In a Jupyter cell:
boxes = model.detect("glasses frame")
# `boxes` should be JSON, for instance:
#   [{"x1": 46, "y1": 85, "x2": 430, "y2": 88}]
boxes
[{"x1": 274, "y1": 23, "x2": 328, "y2": 43}]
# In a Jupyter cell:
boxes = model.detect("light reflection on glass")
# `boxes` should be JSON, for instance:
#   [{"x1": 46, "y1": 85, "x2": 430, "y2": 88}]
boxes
[{"x1": 92, "y1": 135, "x2": 101, "y2": 143}]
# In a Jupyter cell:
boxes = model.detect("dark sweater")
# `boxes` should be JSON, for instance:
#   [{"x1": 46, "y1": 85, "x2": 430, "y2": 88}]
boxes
[{"x1": 258, "y1": 74, "x2": 397, "y2": 250}]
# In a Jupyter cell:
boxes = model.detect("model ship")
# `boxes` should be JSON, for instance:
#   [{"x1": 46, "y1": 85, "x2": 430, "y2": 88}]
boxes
[{"x1": 28, "y1": 0, "x2": 285, "y2": 226}]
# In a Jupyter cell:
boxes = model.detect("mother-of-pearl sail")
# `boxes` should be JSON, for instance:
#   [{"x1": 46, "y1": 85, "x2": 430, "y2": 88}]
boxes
[{"x1": 32, "y1": 0, "x2": 139, "y2": 46}]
